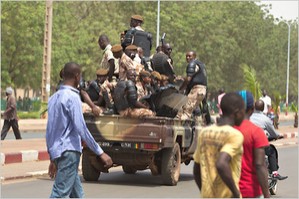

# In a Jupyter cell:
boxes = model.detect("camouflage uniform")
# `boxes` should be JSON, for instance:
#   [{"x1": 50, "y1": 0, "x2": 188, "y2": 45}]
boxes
[
  {"x1": 119, "y1": 107, "x2": 154, "y2": 118},
  {"x1": 136, "y1": 81, "x2": 149, "y2": 101},
  {"x1": 99, "y1": 79, "x2": 114, "y2": 107},
  {"x1": 176, "y1": 85, "x2": 206, "y2": 120},
  {"x1": 118, "y1": 53, "x2": 135, "y2": 81}
]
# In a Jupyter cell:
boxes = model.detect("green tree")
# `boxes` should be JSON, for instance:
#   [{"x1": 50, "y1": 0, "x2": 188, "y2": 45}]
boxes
[{"x1": 1, "y1": 1, "x2": 45, "y2": 93}]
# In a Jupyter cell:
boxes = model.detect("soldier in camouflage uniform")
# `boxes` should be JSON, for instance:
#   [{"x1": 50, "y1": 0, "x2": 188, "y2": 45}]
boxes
[
  {"x1": 176, "y1": 51, "x2": 207, "y2": 120},
  {"x1": 136, "y1": 70, "x2": 153, "y2": 101},
  {"x1": 124, "y1": 45, "x2": 144, "y2": 75},
  {"x1": 95, "y1": 69, "x2": 115, "y2": 113},
  {"x1": 111, "y1": 44, "x2": 135, "y2": 81},
  {"x1": 113, "y1": 69, "x2": 155, "y2": 118}
]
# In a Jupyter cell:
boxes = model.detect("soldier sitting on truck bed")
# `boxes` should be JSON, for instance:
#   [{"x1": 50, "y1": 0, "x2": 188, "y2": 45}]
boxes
[
  {"x1": 136, "y1": 70, "x2": 154, "y2": 101},
  {"x1": 150, "y1": 71, "x2": 162, "y2": 92},
  {"x1": 84, "y1": 69, "x2": 115, "y2": 115},
  {"x1": 113, "y1": 69, "x2": 155, "y2": 118},
  {"x1": 95, "y1": 69, "x2": 116, "y2": 114}
]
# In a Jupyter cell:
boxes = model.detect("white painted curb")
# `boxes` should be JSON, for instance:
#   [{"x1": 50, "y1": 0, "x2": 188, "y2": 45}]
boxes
[{"x1": 21, "y1": 150, "x2": 38, "y2": 162}]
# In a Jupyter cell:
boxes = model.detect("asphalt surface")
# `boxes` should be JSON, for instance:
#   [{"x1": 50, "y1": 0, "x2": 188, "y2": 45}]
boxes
[{"x1": 0, "y1": 113, "x2": 298, "y2": 182}]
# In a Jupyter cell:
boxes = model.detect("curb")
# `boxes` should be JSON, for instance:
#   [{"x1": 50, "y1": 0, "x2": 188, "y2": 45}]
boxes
[
  {"x1": 0, "y1": 150, "x2": 49, "y2": 165},
  {"x1": 282, "y1": 132, "x2": 298, "y2": 139},
  {"x1": 273, "y1": 141, "x2": 298, "y2": 147}
]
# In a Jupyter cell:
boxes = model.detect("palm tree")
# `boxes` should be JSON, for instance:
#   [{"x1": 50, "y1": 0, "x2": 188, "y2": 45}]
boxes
[
  {"x1": 291, "y1": 103, "x2": 298, "y2": 128},
  {"x1": 272, "y1": 91, "x2": 282, "y2": 129},
  {"x1": 241, "y1": 64, "x2": 261, "y2": 100}
]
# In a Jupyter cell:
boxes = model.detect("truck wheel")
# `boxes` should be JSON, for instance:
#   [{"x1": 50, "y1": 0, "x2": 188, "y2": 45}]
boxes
[
  {"x1": 122, "y1": 165, "x2": 137, "y2": 174},
  {"x1": 161, "y1": 143, "x2": 181, "y2": 186},
  {"x1": 82, "y1": 152, "x2": 100, "y2": 181}
]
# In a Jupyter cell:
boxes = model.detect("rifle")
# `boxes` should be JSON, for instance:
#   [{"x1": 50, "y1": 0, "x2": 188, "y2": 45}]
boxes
[{"x1": 161, "y1": 33, "x2": 166, "y2": 46}]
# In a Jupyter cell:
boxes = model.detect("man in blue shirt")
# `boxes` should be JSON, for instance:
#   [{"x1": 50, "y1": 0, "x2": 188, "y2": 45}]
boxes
[{"x1": 46, "y1": 62, "x2": 113, "y2": 198}]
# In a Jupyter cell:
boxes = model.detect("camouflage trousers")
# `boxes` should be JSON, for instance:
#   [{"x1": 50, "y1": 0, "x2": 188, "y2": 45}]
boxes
[
  {"x1": 119, "y1": 108, "x2": 155, "y2": 118},
  {"x1": 176, "y1": 85, "x2": 206, "y2": 120},
  {"x1": 82, "y1": 103, "x2": 104, "y2": 114}
]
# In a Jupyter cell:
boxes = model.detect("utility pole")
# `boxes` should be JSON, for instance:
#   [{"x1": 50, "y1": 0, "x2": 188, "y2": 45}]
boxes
[
  {"x1": 156, "y1": 0, "x2": 160, "y2": 48},
  {"x1": 281, "y1": 21, "x2": 291, "y2": 115},
  {"x1": 41, "y1": 0, "x2": 53, "y2": 103}
]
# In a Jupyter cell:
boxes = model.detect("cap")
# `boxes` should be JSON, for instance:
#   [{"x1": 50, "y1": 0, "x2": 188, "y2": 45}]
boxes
[
  {"x1": 6, "y1": 87, "x2": 13, "y2": 95},
  {"x1": 125, "y1": 45, "x2": 138, "y2": 50},
  {"x1": 96, "y1": 69, "x2": 109, "y2": 76},
  {"x1": 111, "y1": 44, "x2": 123, "y2": 53},
  {"x1": 131, "y1": 15, "x2": 143, "y2": 22},
  {"x1": 237, "y1": 90, "x2": 254, "y2": 109},
  {"x1": 139, "y1": 70, "x2": 151, "y2": 77},
  {"x1": 151, "y1": 71, "x2": 161, "y2": 80}
]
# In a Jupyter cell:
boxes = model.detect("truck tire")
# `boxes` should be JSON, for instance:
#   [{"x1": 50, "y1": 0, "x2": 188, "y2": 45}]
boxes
[
  {"x1": 122, "y1": 165, "x2": 137, "y2": 174},
  {"x1": 161, "y1": 143, "x2": 181, "y2": 186},
  {"x1": 82, "y1": 152, "x2": 100, "y2": 181}
]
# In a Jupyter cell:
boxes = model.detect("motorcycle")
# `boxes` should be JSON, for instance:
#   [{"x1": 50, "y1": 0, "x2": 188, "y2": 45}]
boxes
[{"x1": 265, "y1": 136, "x2": 284, "y2": 195}]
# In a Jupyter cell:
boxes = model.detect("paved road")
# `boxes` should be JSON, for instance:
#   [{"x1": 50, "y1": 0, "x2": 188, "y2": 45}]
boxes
[{"x1": 1, "y1": 146, "x2": 298, "y2": 198}]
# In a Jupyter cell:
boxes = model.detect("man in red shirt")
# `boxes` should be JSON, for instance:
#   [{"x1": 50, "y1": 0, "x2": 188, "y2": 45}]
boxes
[{"x1": 234, "y1": 90, "x2": 270, "y2": 198}]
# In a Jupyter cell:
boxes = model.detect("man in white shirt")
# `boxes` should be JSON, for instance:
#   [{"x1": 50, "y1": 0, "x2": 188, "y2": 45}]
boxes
[
  {"x1": 98, "y1": 34, "x2": 119, "y2": 81},
  {"x1": 260, "y1": 89, "x2": 271, "y2": 114}
]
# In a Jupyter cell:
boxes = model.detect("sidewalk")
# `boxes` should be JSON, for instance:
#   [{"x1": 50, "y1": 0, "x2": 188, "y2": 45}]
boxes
[{"x1": 2, "y1": 118, "x2": 47, "y2": 133}]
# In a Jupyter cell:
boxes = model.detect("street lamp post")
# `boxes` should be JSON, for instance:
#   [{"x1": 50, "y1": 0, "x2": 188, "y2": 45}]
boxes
[
  {"x1": 156, "y1": 0, "x2": 161, "y2": 48},
  {"x1": 281, "y1": 21, "x2": 291, "y2": 115}
]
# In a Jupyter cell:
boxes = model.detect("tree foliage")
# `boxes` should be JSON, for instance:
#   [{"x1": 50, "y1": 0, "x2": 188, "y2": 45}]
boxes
[{"x1": 1, "y1": 1, "x2": 298, "y2": 102}]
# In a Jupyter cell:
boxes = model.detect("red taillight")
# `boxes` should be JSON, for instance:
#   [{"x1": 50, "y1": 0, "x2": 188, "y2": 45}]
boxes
[{"x1": 142, "y1": 143, "x2": 159, "y2": 149}]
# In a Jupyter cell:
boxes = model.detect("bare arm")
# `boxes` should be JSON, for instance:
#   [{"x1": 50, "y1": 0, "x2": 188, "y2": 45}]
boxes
[
  {"x1": 216, "y1": 152, "x2": 240, "y2": 198},
  {"x1": 179, "y1": 76, "x2": 191, "y2": 92},
  {"x1": 80, "y1": 89, "x2": 101, "y2": 116},
  {"x1": 193, "y1": 162, "x2": 202, "y2": 190},
  {"x1": 254, "y1": 147, "x2": 270, "y2": 198},
  {"x1": 108, "y1": 59, "x2": 115, "y2": 82}
]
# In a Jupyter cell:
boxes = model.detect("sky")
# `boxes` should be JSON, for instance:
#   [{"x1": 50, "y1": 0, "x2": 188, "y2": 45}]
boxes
[{"x1": 259, "y1": 0, "x2": 299, "y2": 20}]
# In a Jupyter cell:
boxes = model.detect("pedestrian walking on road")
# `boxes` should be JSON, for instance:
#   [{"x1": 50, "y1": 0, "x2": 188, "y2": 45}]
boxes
[
  {"x1": 46, "y1": 62, "x2": 113, "y2": 198},
  {"x1": 234, "y1": 90, "x2": 270, "y2": 198},
  {"x1": 193, "y1": 92, "x2": 245, "y2": 198},
  {"x1": 1, "y1": 87, "x2": 22, "y2": 140}
]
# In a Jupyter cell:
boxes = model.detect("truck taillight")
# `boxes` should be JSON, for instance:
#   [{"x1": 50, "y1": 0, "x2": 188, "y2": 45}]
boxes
[{"x1": 143, "y1": 143, "x2": 159, "y2": 149}]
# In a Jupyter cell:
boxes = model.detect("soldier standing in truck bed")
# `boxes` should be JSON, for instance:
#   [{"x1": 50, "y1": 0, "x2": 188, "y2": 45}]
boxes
[
  {"x1": 111, "y1": 44, "x2": 135, "y2": 81},
  {"x1": 176, "y1": 50, "x2": 207, "y2": 120},
  {"x1": 98, "y1": 34, "x2": 119, "y2": 81},
  {"x1": 151, "y1": 43, "x2": 176, "y2": 84},
  {"x1": 121, "y1": 15, "x2": 152, "y2": 58}
]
